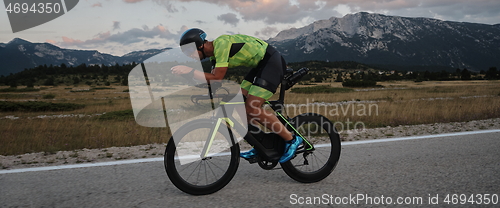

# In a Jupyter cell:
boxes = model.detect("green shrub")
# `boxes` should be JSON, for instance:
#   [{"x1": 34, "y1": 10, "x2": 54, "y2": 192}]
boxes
[
  {"x1": 342, "y1": 79, "x2": 378, "y2": 88},
  {"x1": 0, "y1": 101, "x2": 85, "y2": 112},
  {"x1": 92, "y1": 87, "x2": 115, "y2": 90},
  {"x1": 0, "y1": 88, "x2": 40, "y2": 92},
  {"x1": 291, "y1": 85, "x2": 354, "y2": 94},
  {"x1": 42, "y1": 94, "x2": 56, "y2": 99},
  {"x1": 70, "y1": 89, "x2": 95, "y2": 93},
  {"x1": 98, "y1": 109, "x2": 134, "y2": 121}
]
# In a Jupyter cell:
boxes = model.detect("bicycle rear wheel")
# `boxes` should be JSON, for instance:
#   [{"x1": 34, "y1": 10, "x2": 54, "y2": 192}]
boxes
[
  {"x1": 165, "y1": 119, "x2": 240, "y2": 195},
  {"x1": 281, "y1": 114, "x2": 341, "y2": 183}
]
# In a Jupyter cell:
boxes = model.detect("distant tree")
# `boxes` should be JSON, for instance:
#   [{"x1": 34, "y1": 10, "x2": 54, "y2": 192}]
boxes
[
  {"x1": 43, "y1": 77, "x2": 55, "y2": 86},
  {"x1": 0, "y1": 75, "x2": 5, "y2": 86},
  {"x1": 364, "y1": 72, "x2": 374, "y2": 81},
  {"x1": 349, "y1": 73, "x2": 356, "y2": 80},
  {"x1": 26, "y1": 80, "x2": 34, "y2": 88},
  {"x1": 455, "y1": 68, "x2": 461, "y2": 78},
  {"x1": 423, "y1": 71, "x2": 433, "y2": 80},
  {"x1": 335, "y1": 73, "x2": 343, "y2": 82},
  {"x1": 485, "y1": 67, "x2": 498, "y2": 80},
  {"x1": 73, "y1": 77, "x2": 80, "y2": 84},
  {"x1": 113, "y1": 63, "x2": 120, "y2": 71},
  {"x1": 9, "y1": 81, "x2": 17, "y2": 88},
  {"x1": 357, "y1": 72, "x2": 363, "y2": 80},
  {"x1": 439, "y1": 70, "x2": 450, "y2": 80},
  {"x1": 461, "y1": 68, "x2": 471, "y2": 80}
]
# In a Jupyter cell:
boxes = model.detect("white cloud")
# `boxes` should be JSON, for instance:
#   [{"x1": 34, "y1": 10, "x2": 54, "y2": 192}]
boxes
[
  {"x1": 156, "y1": 0, "x2": 500, "y2": 25},
  {"x1": 217, "y1": 13, "x2": 240, "y2": 26},
  {"x1": 57, "y1": 24, "x2": 178, "y2": 48},
  {"x1": 113, "y1": 21, "x2": 121, "y2": 30},
  {"x1": 255, "y1": 26, "x2": 279, "y2": 38}
]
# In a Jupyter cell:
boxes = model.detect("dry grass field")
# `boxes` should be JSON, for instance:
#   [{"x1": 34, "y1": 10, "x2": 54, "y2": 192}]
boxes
[
  {"x1": 1, "y1": 80, "x2": 499, "y2": 156},
  {"x1": 282, "y1": 80, "x2": 500, "y2": 128}
]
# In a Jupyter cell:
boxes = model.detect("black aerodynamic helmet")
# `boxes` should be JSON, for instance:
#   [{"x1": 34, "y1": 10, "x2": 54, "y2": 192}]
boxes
[{"x1": 179, "y1": 28, "x2": 207, "y2": 49}]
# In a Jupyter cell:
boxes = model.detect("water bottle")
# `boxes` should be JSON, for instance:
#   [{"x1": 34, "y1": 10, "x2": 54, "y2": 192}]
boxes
[{"x1": 284, "y1": 67, "x2": 309, "y2": 90}]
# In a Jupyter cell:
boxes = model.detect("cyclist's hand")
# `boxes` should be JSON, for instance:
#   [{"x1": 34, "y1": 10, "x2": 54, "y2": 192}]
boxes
[{"x1": 170, "y1": 65, "x2": 193, "y2": 75}]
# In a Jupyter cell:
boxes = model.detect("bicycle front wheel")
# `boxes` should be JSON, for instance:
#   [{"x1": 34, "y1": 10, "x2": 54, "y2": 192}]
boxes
[
  {"x1": 281, "y1": 113, "x2": 341, "y2": 183},
  {"x1": 165, "y1": 119, "x2": 240, "y2": 195}
]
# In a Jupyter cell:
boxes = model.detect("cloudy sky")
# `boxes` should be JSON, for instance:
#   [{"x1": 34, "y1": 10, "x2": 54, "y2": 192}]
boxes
[{"x1": 1, "y1": 0, "x2": 499, "y2": 56}]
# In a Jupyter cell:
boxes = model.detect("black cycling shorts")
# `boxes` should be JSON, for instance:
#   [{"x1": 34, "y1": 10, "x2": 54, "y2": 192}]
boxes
[{"x1": 240, "y1": 45, "x2": 286, "y2": 100}]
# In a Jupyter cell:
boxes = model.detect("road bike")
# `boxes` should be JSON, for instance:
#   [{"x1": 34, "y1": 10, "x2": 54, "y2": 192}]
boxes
[{"x1": 164, "y1": 67, "x2": 341, "y2": 195}]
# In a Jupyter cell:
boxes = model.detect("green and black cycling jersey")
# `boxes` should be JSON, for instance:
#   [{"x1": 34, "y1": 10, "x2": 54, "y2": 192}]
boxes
[
  {"x1": 210, "y1": 34, "x2": 269, "y2": 69},
  {"x1": 210, "y1": 34, "x2": 285, "y2": 100}
]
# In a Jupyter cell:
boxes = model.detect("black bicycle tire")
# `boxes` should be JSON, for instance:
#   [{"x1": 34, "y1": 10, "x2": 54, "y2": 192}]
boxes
[
  {"x1": 281, "y1": 114, "x2": 341, "y2": 183},
  {"x1": 164, "y1": 119, "x2": 240, "y2": 195}
]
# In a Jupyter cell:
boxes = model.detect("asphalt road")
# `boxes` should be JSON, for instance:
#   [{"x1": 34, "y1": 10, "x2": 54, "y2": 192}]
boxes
[{"x1": 1, "y1": 131, "x2": 499, "y2": 207}]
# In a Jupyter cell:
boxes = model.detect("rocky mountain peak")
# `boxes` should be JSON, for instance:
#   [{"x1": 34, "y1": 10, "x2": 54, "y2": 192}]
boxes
[
  {"x1": 7, "y1": 38, "x2": 32, "y2": 45},
  {"x1": 268, "y1": 12, "x2": 500, "y2": 71},
  {"x1": 270, "y1": 12, "x2": 373, "y2": 42}
]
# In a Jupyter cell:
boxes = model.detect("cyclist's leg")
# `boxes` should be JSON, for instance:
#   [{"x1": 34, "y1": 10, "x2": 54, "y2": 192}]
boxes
[
  {"x1": 240, "y1": 68, "x2": 257, "y2": 127},
  {"x1": 242, "y1": 45, "x2": 292, "y2": 141},
  {"x1": 250, "y1": 46, "x2": 304, "y2": 162},
  {"x1": 245, "y1": 94, "x2": 293, "y2": 141},
  {"x1": 246, "y1": 89, "x2": 302, "y2": 163}
]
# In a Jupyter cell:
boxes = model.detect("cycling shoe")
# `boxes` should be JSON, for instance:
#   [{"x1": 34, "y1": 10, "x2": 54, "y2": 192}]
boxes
[
  {"x1": 279, "y1": 135, "x2": 303, "y2": 163},
  {"x1": 240, "y1": 148, "x2": 257, "y2": 159}
]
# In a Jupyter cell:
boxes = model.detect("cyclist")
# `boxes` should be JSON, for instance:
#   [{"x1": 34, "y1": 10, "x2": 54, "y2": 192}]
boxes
[{"x1": 172, "y1": 28, "x2": 302, "y2": 163}]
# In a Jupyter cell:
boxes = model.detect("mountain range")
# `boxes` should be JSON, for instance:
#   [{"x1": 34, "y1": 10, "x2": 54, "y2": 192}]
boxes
[
  {"x1": 269, "y1": 12, "x2": 500, "y2": 71},
  {"x1": 0, "y1": 38, "x2": 170, "y2": 76},
  {"x1": 2, "y1": 12, "x2": 500, "y2": 76}
]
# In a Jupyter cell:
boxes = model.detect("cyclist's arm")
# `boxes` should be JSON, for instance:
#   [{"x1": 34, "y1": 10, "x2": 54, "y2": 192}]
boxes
[
  {"x1": 194, "y1": 67, "x2": 227, "y2": 81},
  {"x1": 171, "y1": 65, "x2": 227, "y2": 81}
]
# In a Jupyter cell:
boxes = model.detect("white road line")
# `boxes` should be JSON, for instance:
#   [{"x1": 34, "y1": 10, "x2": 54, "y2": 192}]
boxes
[
  {"x1": 1, "y1": 129, "x2": 499, "y2": 175},
  {"x1": 0, "y1": 158, "x2": 164, "y2": 174},
  {"x1": 341, "y1": 129, "x2": 500, "y2": 146}
]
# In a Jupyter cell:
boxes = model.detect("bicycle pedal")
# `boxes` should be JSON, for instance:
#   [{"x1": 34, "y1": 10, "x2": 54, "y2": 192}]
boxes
[{"x1": 244, "y1": 157, "x2": 259, "y2": 164}]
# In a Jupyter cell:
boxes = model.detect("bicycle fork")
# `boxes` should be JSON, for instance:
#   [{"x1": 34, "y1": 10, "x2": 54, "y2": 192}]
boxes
[
  {"x1": 199, "y1": 117, "x2": 236, "y2": 159},
  {"x1": 198, "y1": 116, "x2": 283, "y2": 162}
]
